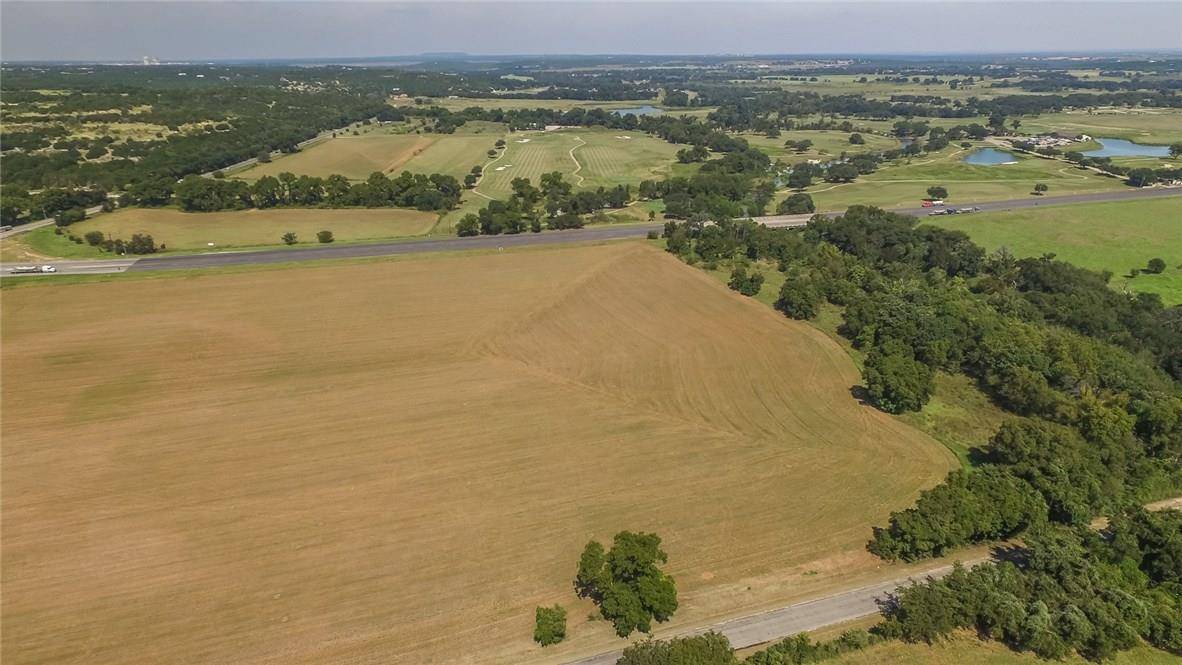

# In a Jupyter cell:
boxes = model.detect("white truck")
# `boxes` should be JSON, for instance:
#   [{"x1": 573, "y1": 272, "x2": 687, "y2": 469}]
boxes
[{"x1": 9, "y1": 265, "x2": 56, "y2": 274}]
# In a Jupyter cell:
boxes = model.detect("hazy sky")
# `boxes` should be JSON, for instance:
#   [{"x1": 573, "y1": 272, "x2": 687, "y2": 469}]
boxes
[{"x1": 3, "y1": 1, "x2": 1181, "y2": 62}]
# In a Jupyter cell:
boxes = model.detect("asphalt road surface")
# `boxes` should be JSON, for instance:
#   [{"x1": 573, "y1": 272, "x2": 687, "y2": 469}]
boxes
[
  {"x1": 3, "y1": 187, "x2": 1179, "y2": 277},
  {"x1": 565, "y1": 559, "x2": 985, "y2": 665}
]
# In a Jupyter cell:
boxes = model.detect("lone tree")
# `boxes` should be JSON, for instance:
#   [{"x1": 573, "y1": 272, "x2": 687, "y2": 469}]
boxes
[
  {"x1": 848, "y1": 133, "x2": 865, "y2": 145},
  {"x1": 777, "y1": 193, "x2": 815, "y2": 215},
  {"x1": 1171, "y1": 143, "x2": 1182, "y2": 159},
  {"x1": 1033, "y1": 183, "x2": 1049, "y2": 196},
  {"x1": 574, "y1": 532, "x2": 678, "y2": 637},
  {"x1": 1147, "y1": 258, "x2": 1167, "y2": 274},
  {"x1": 533, "y1": 605, "x2": 567, "y2": 646},
  {"x1": 281, "y1": 232, "x2": 298, "y2": 245},
  {"x1": 316, "y1": 230, "x2": 334, "y2": 244},
  {"x1": 926, "y1": 185, "x2": 948, "y2": 200}
]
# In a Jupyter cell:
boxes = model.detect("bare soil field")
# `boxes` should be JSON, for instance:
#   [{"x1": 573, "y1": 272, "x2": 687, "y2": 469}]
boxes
[{"x1": 1, "y1": 243, "x2": 953, "y2": 664}]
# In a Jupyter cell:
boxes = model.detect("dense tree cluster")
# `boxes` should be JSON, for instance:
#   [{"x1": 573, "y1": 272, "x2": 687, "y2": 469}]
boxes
[
  {"x1": 456, "y1": 172, "x2": 629, "y2": 236},
  {"x1": 879, "y1": 511, "x2": 1182, "y2": 661},
  {"x1": 169, "y1": 170, "x2": 462, "y2": 212},
  {"x1": 574, "y1": 532, "x2": 678, "y2": 638}
]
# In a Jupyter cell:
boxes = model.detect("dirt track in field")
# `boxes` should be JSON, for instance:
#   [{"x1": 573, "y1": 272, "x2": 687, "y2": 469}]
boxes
[{"x1": 1, "y1": 243, "x2": 953, "y2": 664}]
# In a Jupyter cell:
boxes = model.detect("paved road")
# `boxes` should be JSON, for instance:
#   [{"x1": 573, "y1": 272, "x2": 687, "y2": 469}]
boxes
[
  {"x1": 3, "y1": 187, "x2": 1179, "y2": 277},
  {"x1": 566, "y1": 559, "x2": 984, "y2": 665}
]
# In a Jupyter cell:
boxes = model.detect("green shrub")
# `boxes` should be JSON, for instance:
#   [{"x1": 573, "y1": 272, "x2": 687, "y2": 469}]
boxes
[{"x1": 533, "y1": 605, "x2": 566, "y2": 646}]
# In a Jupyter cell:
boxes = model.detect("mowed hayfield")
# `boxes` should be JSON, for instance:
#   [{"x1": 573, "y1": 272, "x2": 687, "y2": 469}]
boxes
[
  {"x1": 236, "y1": 134, "x2": 436, "y2": 181},
  {"x1": 1, "y1": 243, "x2": 953, "y2": 665},
  {"x1": 66, "y1": 207, "x2": 438, "y2": 250},
  {"x1": 930, "y1": 196, "x2": 1182, "y2": 304},
  {"x1": 235, "y1": 124, "x2": 507, "y2": 182},
  {"x1": 477, "y1": 128, "x2": 680, "y2": 197},
  {"x1": 795, "y1": 144, "x2": 1127, "y2": 211}
]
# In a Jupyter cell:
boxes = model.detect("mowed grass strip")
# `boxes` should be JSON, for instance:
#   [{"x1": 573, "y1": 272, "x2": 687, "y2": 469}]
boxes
[
  {"x1": 235, "y1": 134, "x2": 437, "y2": 181},
  {"x1": 1, "y1": 243, "x2": 952, "y2": 665},
  {"x1": 929, "y1": 197, "x2": 1182, "y2": 304},
  {"x1": 68, "y1": 207, "x2": 438, "y2": 250}
]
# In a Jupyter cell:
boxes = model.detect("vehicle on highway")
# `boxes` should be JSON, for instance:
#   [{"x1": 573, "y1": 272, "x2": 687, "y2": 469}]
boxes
[
  {"x1": 8, "y1": 265, "x2": 57, "y2": 274},
  {"x1": 0, "y1": 225, "x2": 13, "y2": 232}
]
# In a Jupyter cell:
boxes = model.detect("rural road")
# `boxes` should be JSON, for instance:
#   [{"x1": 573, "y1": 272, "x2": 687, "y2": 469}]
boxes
[
  {"x1": 3, "y1": 187, "x2": 1179, "y2": 277},
  {"x1": 565, "y1": 559, "x2": 984, "y2": 665}
]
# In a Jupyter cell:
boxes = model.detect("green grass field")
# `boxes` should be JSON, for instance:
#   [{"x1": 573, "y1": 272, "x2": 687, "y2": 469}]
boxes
[
  {"x1": 744, "y1": 130, "x2": 900, "y2": 164},
  {"x1": 401, "y1": 96, "x2": 659, "y2": 112},
  {"x1": 1017, "y1": 109, "x2": 1182, "y2": 145},
  {"x1": 763, "y1": 74, "x2": 1030, "y2": 101},
  {"x1": 56, "y1": 207, "x2": 438, "y2": 251},
  {"x1": 929, "y1": 196, "x2": 1182, "y2": 304},
  {"x1": 477, "y1": 127, "x2": 680, "y2": 196},
  {"x1": 794, "y1": 144, "x2": 1127, "y2": 212}
]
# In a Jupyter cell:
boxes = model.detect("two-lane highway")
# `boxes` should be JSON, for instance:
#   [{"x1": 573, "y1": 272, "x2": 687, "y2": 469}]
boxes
[{"x1": 3, "y1": 187, "x2": 1179, "y2": 277}]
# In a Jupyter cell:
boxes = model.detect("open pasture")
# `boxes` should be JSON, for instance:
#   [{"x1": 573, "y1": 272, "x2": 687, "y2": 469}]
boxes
[
  {"x1": 1017, "y1": 108, "x2": 1182, "y2": 145},
  {"x1": 476, "y1": 127, "x2": 680, "y2": 197},
  {"x1": 402, "y1": 96, "x2": 662, "y2": 112},
  {"x1": 929, "y1": 197, "x2": 1182, "y2": 304},
  {"x1": 66, "y1": 206, "x2": 438, "y2": 250},
  {"x1": 1, "y1": 243, "x2": 952, "y2": 665},
  {"x1": 798, "y1": 145, "x2": 1127, "y2": 212},
  {"x1": 745, "y1": 130, "x2": 900, "y2": 163},
  {"x1": 761, "y1": 74, "x2": 1030, "y2": 101},
  {"x1": 235, "y1": 134, "x2": 436, "y2": 181}
]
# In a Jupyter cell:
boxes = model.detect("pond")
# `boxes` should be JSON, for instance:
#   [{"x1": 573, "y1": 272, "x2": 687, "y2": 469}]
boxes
[
  {"x1": 1083, "y1": 137, "x2": 1170, "y2": 158},
  {"x1": 611, "y1": 105, "x2": 664, "y2": 117},
  {"x1": 963, "y1": 148, "x2": 1019, "y2": 165}
]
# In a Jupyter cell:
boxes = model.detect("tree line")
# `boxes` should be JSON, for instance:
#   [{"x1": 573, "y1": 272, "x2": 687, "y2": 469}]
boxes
[{"x1": 154, "y1": 170, "x2": 462, "y2": 213}]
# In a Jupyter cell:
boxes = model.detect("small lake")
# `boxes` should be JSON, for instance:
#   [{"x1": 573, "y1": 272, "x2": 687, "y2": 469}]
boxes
[
  {"x1": 963, "y1": 148, "x2": 1018, "y2": 165},
  {"x1": 612, "y1": 105, "x2": 664, "y2": 116},
  {"x1": 1083, "y1": 137, "x2": 1170, "y2": 158}
]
